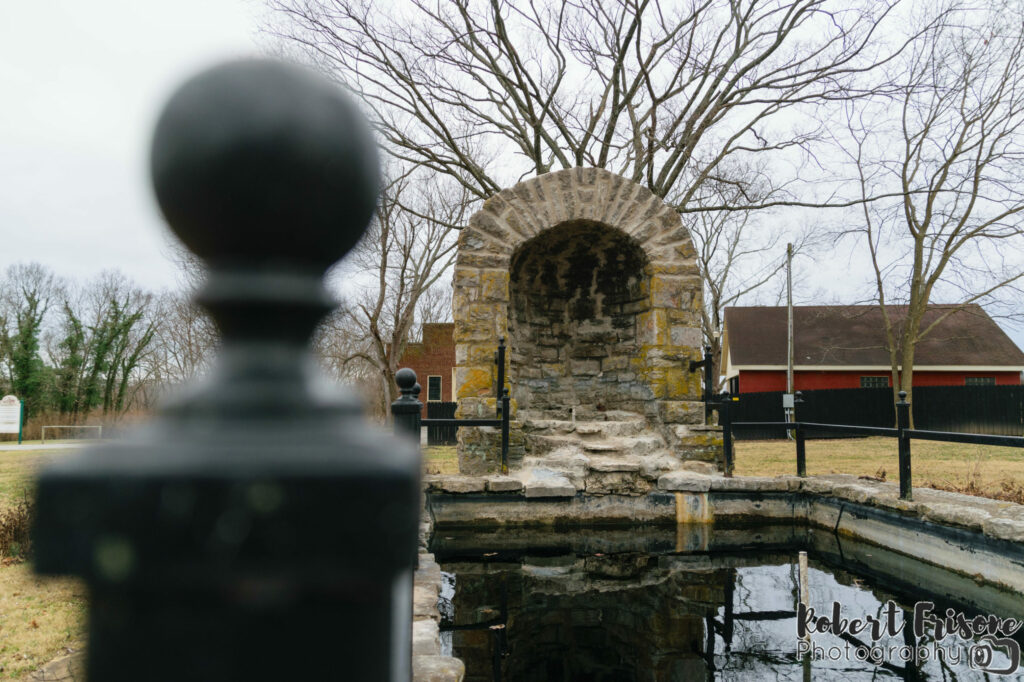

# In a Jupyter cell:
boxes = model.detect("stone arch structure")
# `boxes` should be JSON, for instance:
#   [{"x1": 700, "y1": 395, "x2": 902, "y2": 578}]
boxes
[{"x1": 454, "y1": 168, "x2": 712, "y2": 475}]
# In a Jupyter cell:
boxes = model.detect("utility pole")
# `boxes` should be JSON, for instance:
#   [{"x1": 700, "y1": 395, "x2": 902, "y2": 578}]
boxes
[{"x1": 785, "y1": 243, "x2": 795, "y2": 430}]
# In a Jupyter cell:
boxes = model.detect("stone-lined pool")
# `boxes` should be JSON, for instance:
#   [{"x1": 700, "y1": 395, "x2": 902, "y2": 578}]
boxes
[{"x1": 431, "y1": 527, "x2": 1024, "y2": 680}]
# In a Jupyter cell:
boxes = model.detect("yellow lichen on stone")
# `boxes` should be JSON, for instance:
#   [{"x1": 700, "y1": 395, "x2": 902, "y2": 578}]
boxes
[
  {"x1": 461, "y1": 342, "x2": 501, "y2": 365},
  {"x1": 456, "y1": 366, "x2": 493, "y2": 398},
  {"x1": 479, "y1": 270, "x2": 510, "y2": 303}
]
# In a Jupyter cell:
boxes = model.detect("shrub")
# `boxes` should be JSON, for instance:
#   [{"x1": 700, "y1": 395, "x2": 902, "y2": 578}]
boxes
[{"x1": 0, "y1": 496, "x2": 34, "y2": 560}]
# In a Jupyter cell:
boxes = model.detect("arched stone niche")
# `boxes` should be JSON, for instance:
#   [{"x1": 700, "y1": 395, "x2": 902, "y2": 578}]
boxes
[{"x1": 454, "y1": 168, "x2": 707, "y2": 474}]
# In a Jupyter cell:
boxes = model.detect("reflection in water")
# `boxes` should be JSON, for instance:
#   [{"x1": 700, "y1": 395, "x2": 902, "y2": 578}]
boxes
[{"x1": 432, "y1": 526, "x2": 1024, "y2": 681}]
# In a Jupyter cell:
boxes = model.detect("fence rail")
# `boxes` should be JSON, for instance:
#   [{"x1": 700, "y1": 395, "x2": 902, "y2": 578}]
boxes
[
  {"x1": 730, "y1": 384, "x2": 1024, "y2": 439},
  {"x1": 393, "y1": 338, "x2": 511, "y2": 473},
  {"x1": 719, "y1": 390, "x2": 1024, "y2": 500}
]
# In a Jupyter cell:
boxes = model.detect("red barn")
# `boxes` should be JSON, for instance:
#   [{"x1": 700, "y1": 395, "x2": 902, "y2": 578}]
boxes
[
  {"x1": 721, "y1": 305, "x2": 1024, "y2": 394},
  {"x1": 396, "y1": 323, "x2": 456, "y2": 417}
]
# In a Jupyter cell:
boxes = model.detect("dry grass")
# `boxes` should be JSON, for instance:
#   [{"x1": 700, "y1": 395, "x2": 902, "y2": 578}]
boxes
[
  {"x1": 424, "y1": 445, "x2": 459, "y2": 474},
  {"x1": 0, "y1": 565, "x2": 85, "y2": 680},
  {"x1": 734, "y1": 437, "x2": 1024, "y2": 502},
  {"x1": 0, "y1": 447, "x2": 87, "y2": 679},
  {"x1": 0, "y1": 450, "x2": 64, "y2": 511}
]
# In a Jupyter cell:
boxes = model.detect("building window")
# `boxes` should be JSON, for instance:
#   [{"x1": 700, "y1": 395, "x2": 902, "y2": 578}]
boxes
[
  {"x1": 965, "y1": 377, "x2": 996, "y2": 386},
  {"x1": 860, "y1": 376, "x2": 889, "y2": 388},
  {"x1": 427, "y1": 375, "x2": 442, "y2": 402}
]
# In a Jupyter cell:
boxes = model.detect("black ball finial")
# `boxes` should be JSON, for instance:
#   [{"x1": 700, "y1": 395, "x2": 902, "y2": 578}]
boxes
[
  {"x1": 150, "y1": 59, "x2": 379, "y2": 272},
  {"x1": 395, "y1": 368, "x2": 418, "y2": 397}
]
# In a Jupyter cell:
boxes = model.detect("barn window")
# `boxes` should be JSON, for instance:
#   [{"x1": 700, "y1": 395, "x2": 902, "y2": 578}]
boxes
[
  {"x1": 860, "y1": 376, "x2": 889, "y2": 388},
  {"x1": 965, "y1": 377, "x2": 996, "y2": 386},
  {"x1": 427, "y1": 375, "x2": 442, "y2": 401}
]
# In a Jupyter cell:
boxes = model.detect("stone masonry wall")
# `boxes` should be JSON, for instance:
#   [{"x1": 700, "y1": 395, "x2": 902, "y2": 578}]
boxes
[
  {"x1": 453, "y1": 168, "x2": 708, "y2": 474},
  {"x1": 510, "y1": 220, "x2": 652, "y2": 416}
]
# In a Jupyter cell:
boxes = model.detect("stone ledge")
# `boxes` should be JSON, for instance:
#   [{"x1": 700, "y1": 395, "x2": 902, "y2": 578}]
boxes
[
  {"x1": 412, "y1": 551, "x2": 465, "y2": 681},
  {"x1": 486, "y1": 475, "x2": 523, "y2": 492},
  {"x1": 705, "y1": 473, "x2": 1024, "y2": 544},
  {"x1": 423, "y1": 470, "x2": 1024, "y2": 546},
  {"x1": 522, "y1": 469, "x2": 576, "y2": 498},
  {"x1": 657, "y1": 471, "x2": 711, "y2": 492},
  {"x1": 424, "y1": 475, "x2": 487, "y2": 494},
  {"x1": 413, "y1": 656, "x2": 465, "y2": 682}
]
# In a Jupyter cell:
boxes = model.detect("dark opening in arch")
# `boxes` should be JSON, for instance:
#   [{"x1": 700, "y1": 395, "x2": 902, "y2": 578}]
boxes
[{"x1": 508, "y1": 220, "x2": 652, "y2": 418}]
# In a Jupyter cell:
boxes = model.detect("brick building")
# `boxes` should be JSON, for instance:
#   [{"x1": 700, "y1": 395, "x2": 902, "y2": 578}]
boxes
[{"x1": 397, "y1": 323, "x2": 456, "y2": 417}]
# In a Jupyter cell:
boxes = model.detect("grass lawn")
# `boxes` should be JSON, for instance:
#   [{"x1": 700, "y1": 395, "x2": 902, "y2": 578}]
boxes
[
  {"x1": 0, "y1": 447, "x2": 86, "y2": 680},
  {"x1": 0, "y1": 450, "x2": 65, "y2": 512},
  {"x1": 423, "y1": 437, "x2": 1024, "y2": 502},
  {"x1": 424, "y1": 445, "x2": 458, "y2": 475},
  {"x1": 734, "y1": 437, "x2": 1024, "y2": 502}
]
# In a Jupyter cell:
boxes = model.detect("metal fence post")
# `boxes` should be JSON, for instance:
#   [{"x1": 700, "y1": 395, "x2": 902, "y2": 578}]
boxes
[
  {"x1": 795, "y1": 391, "x2": 806, "y2": 477},
  {"x1": 721, "y1": 396, "x2": 734, "y2": 477},
  {"x1": 703, "y1": 345, "x2": 714, "y2": 422},
  {"x1": 689, "y1": 345, "x2": 714, "y2": 423},
  {"x1": 33, "y1": 59, "x2": 420, "y2": 681},
  {"x1": 500, "y1": 388, "x2": 510, "y2": 475},
  {"x1": 897, "y1": 390, "x2": 912, "y2": 500},
  {"x1": 393, "y1": 368, "x2": 423, "y2": 441},
  {"x1": 495, "y1": 337, "x2": 506, "y2": 418}
]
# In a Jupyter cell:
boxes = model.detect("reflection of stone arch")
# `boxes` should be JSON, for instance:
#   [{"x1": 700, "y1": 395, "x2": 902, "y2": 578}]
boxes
[{"x1": 454, "y1": 168, "x2": 706, "y2": 473}]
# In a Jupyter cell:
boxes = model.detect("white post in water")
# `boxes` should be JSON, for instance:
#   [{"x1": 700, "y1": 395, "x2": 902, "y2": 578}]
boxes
[
  {"x1": 798, "y1": 550, "x2": 809, "y2": 632},
  {"x1": 799, "y1": 550, "x2": 810, "y2": 680}
]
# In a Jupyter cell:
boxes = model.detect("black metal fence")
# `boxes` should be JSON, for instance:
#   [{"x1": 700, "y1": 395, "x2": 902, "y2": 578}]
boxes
[
  {"x1": 719, "y1": 391, "x2": 1024, "y2": 500},
  {"x1": 427, "y1": 402, "x2": 458, "y2": 445},
  {"x1": 393, "y1": 338, "x2": 511, "y2": 473},
  {"x1": 732, "y1": 385, "x2": 1024, "y2": 439}
]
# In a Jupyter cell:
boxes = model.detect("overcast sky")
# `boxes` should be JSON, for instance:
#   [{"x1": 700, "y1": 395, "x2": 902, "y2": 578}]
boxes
[
  {"x1": 2, "y1": 2, "x2": 1022, "y2": 350},
  {"x1": 0, "y1": 1, "x2": 264, "y2": 291}
]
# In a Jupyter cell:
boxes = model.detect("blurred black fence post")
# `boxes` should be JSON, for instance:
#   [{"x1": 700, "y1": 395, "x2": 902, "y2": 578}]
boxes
[
  {"x1": 897, "y1": 391, "x2": 913, "y2": 500},
  {"x1": 32, "y1": 59, "x2": 420, "y2": 681},
  {"x1": 795, "y1": 391, "x2": 806, "y2": 477},
  {"x1": 393, "y1": 368, "x2": 423, "y2": 440}
]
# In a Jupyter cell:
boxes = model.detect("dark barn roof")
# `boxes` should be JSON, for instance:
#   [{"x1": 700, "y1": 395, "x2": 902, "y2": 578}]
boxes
[{"x1": 723, "y1": 305, "x2": 1024, "y2": 368}]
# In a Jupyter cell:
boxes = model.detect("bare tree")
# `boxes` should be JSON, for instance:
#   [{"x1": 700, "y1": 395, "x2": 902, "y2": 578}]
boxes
[
  {"x1": 322, "y1": 172, "x2": 468, "y2": 416},
  {"x1": 266, "y1": 0, "x2": 932, "y2": 372},
  {"x1": 686, "y1": 165, "x2": 820, "y2": 386},
  {"x1": 44, "y1": 271, "x2": 161, "y2": 419},
  {"x1": 841, "y1": 2, "x2": 1024, "y2": 415},
  {"x1": 145, "y1": 292, "x2": 217, "y2": 387},
  {"x1": 268, "y1": 0, "x2": 918, "y2": 207}
]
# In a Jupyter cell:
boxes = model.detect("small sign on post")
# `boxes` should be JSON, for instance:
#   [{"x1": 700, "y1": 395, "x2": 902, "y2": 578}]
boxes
[{"x1": 0, "y1": 395, "x2": 23, "y2": 444}]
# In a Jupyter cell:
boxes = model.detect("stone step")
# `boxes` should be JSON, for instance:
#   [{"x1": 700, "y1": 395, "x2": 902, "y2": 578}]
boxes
[
  {"x1": 528, "y1": 432, "x2": 665, "y2": 457},
  {"x1": 519, "y1": 409, "x2": 646, "y2": 423},
  {"x1": 521, "y1": 418, "x2": 577, "y2": 434},
  {"x1": 590, "y1": 435, "x2": 665, "y2": 456},
  {"x1": 573, "y1": 420, "x2": 646, "y2": 438}
]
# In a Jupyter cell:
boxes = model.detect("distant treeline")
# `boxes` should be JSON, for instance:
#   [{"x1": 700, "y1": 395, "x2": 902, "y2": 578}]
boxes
[{"x1": 0, "y1": 263, "x2": 216, "y2": 430}]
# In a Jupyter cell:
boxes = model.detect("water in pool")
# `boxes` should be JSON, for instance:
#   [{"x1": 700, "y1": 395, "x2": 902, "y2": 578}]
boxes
[{"x1": 431, "y1": 527, "x2": 1024, "y2": 681}]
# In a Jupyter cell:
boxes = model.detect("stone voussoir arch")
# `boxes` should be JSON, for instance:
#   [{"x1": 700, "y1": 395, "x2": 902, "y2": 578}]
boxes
[{"x1": 453, "y1": 167, "x2": 708, "y2": 473}]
